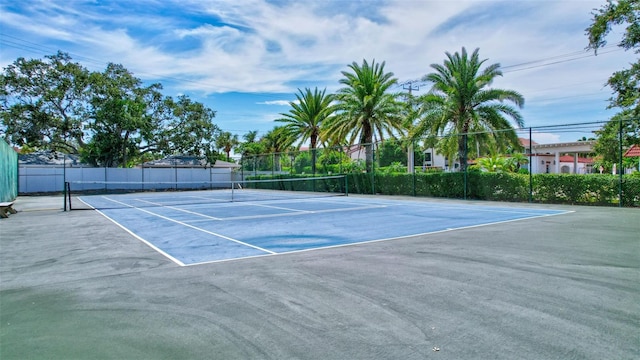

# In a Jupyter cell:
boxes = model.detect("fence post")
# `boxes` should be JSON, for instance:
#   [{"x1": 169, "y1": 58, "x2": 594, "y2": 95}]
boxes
[
  {"x1": 371, "y1": 145, "x2": 376, "y2": 195},
  {"x1": 619, "y1": 118, "x2": 623, "y2": 207},
  {"x1": 412, "y1": 140, "x2": 417, "y2": 197},
  {"x1": 529, "y1": 127, "x2": 533, "y2": 203},
  {"x1": 463, "y1": 135, "x2": 468, "y2": 200},
  {"x1": 63, "y1": 154, "x2": 66, "y2": 194},
  {"x1": 345, "y1": 174, "x2": 349, "y2": 196}
]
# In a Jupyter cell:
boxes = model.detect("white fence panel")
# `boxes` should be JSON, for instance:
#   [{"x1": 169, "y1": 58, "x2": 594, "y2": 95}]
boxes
[
  {"x1": 211, "y1": 168, "x2": 233, "y2": 188},
  {"x1": 66, "y1": 168, "x2": 109, "y2": 192},
  {"x1": 176, "y1": 168, "x2": 211, "y2": 189},
  {"x1": 144, "y1": 168, "x2": 175, "y2": 189},
  {"x1": 19, "y1": 166, "x2": 236, "y2": 194},
  {"x1": 19, "y1": 167, "x2": 64, "y2": 193}
]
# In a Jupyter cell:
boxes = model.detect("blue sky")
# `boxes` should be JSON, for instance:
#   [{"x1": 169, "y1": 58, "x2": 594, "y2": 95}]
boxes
[{"x1": 0, "y1": 0, "x2": 634, "y2": 148}]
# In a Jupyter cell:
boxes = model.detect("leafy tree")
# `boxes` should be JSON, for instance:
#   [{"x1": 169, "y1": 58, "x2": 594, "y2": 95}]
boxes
[
  {"x1": 216, "y1": 131, "x2": 239, "y2": 162},
  {"x1": 586, "y1": 0, "x2": 640, "y2": 112},
  {"x1": 2, "y1": 53, "x2": 219, "y2": 166},
  {"x1": 412, "y1": 47, "x2": 524, "y2": 171},
  {"x1": 378, "y1": 139, "x2": 406, "y2": 167},
  {"x1": 378, "y1": 138, "x2": 422, "y2": 167},
  {"x1": 82, "y1": 64, "x2": 219, "y2": 167},
  {"x1": 277, "y1": 87, "x2": 334, "y2": 174},
  {"x1": 159, "y1": 95, "x2": 219, "y2": 164},
  {"x1": 326, "y1": 59, "x2": 404, "y2": 173},
  {"x1": 593, "y1": 110, "x2": 640, "y2": 170},
  {"x1": 82, "y1": 63, "x2": 155, "y2": 167},
  {"x1": 317, "y1": 148, "x2": 350, "y2": 173},
  {"x1": 292, "y1": 150, "x2": 313, "y2": 174},
  {"x1": 0, "y1": 52, "x2": 90, "y2": 152}
]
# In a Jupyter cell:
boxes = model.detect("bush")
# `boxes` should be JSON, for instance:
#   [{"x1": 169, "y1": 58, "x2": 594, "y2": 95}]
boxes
[
  {"x1": 473, "y1": 172, "x2": 529, "y2": 202},
  {"x1": 249, "y1": 172, "x2": 639, "y2": 207}
]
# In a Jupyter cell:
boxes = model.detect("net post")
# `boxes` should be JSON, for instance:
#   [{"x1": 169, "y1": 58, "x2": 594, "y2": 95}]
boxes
[
  {"x1": 65, "y1": 182, "x2": 72, "y2": 211},
  {"x1": 231, "y1": 180, "x2": 235, "y2": 202},
  {"x1": 64, "y1": 181, "x2": 68, "y2": 211}
]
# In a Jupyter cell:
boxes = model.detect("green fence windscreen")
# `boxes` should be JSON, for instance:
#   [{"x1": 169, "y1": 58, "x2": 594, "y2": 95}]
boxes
[{"x1": 1, "y1": 139, "x2": 18, "y2": 202}]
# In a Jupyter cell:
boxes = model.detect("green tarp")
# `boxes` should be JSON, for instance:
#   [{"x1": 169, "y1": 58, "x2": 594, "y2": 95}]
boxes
[{"x1": 1, "y1": 139, "x2": 18, "y2": 202}]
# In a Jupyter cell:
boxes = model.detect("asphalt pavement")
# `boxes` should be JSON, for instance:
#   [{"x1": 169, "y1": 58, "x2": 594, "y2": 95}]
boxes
[{"x1": 0, "y1": 195, "x2": 638, "y2": 359}]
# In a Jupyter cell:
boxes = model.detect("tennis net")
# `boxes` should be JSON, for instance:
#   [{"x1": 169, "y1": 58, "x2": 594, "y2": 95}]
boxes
[{"x1": 65, "y1": 175, "x2": 348, "y2": 210}]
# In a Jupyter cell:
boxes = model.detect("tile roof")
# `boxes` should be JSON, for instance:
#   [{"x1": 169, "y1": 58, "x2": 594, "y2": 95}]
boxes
[
  {"x1": 519, "y1": 137, "x2": 538, "y2": 147},
  {"x1": 624, "y1": 144, "x2": 640, "y2": 157}
]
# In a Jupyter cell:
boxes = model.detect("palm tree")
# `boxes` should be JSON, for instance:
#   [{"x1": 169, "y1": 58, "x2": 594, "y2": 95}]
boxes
[
  {"x1": 325, "y1": 59, "x2": 404, "y2": 173},
  {"x1": 412, "y1": 47, "x2": 524, "y2": 171},
  {"x1": 237, "y1": 130, "x2": 265, "y2": 172},
  {"x1": 215, "y1": 131, "x2": 239, "y2": 162},
  {"x1": 473, "y1": 155, "x2": 510, "y2": 173},
  {"x1": 277, "y1": 87, "x2": 334, "y2": 174},
  {"x1": 508, "y1": 152, "x2": 529, "y2": 172},
  {"x1": 238, "y1": 130, "x2": 262, "y2": 156},
  {"x1": 261, "y1": 126, "x2": 293, "y2": 172}
]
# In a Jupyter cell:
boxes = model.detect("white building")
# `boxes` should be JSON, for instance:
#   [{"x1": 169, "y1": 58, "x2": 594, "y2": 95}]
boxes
[
  {"x1": 344, "y1": 139, "x2": 596, "y2": 174},
  {"x1": 526, "y1": 140, "x2": 595, "y2": 174}
]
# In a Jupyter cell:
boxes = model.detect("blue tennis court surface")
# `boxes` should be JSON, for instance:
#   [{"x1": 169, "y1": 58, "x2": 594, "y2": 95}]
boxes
[{"x1": 79, "y1": 194, "x2": 570, "y2": 266}]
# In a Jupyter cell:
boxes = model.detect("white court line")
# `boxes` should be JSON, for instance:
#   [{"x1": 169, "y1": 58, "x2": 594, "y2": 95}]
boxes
[
  {"x1": 77, "y1": 197, "x2": 185, "y2": 266},
  {"x1": 99, "y1": 196, "x2": 276, "y2": 257},
  {"x1": 184, "y1": 210, "x2": 574, "y2": 266},
  {"x1": 133, "y1": 198, "x2": 223, "y2": 220},
  {"x1": 396, "y1": 202, "x2": 566, "y2": 216},
  {"x1": 187, "y1": 204, "x2": 389, "y2": 222},
  {"x1": 243, "y1": 202, "x2": 313, "y2": 213}
]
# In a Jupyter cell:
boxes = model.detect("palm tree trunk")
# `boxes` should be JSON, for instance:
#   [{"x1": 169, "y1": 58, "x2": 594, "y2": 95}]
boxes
[
  {"x1": 311, "y1": 135, "x2": 317, "y2": 175},
  {"x1": 365, "y1": 143, "x2": 374, "y2": 173},
  {"x1": 274, "y1": 153, "x2": 281, "y2": 172},
  {"x1": 363, "y1": 124, "x2": 373, "y2": 173},
  {"x1": 458, "y1": 120, "x2": 469, "y2": 171}
]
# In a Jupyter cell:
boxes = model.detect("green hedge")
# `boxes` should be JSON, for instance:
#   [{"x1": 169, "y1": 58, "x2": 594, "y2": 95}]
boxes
[
  {"x1": 351, "y1": 172, "x2": 640, "y2": 207},
  {"x1": 473, "y1": 172, "x2": 529, "y2": 202},
  {"x1": 248, "y1": 172, "x2": 640, "y2": 207}
]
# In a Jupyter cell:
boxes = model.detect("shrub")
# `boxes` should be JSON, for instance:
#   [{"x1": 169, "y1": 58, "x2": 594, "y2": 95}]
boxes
[{"x1": 249, "y1": 172, "x2": 639, "y2": 207}]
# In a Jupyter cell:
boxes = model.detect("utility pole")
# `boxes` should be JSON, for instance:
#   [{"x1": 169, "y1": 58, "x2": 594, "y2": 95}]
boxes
[
  {"x1": 402, "y1": 80, "x2": 420, "y2": 96},
  {"x1": 401, "y1": 80, "x2": 421, "y2": 174}
]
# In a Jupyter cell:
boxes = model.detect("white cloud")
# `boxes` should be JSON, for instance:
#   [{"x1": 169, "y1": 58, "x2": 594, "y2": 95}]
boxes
[
  {"x1": 1, "y1": 0, "x2": 634, "y2": 138},
  {"x1": 257, "y1": 100, "x2": 292, "y2": 106}
]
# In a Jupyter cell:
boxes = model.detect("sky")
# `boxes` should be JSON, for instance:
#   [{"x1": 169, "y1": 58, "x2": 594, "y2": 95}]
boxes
[{"x1": 0, "y1": 0, "x2": 635, "y2": 148}]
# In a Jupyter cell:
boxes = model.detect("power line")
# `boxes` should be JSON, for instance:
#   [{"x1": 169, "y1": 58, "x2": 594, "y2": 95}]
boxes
[
  {"x1": 397, "y1": 45, "x2": 622, "y2": 90},
  {"x1": 502, "y1": 48, "x2": 622, "y2": 73},
  {"x1": 501, "y1": 44, "x2": 618, "y2": 70}
]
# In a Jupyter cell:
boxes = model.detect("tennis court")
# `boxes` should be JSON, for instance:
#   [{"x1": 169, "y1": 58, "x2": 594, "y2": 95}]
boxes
[
  {"x1": 74, "y1": 187, "x2": 570, "y2": 265},
  {"x1": 1, "y1": 195, "x2": 638, "y2": 360}
]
